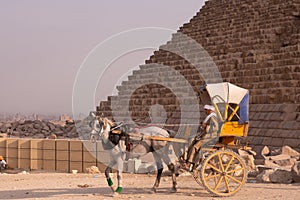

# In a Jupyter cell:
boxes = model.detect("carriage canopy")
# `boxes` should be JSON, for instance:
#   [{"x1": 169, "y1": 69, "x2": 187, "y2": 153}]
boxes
[{"x1": 205, "y1": 82, "x2": 249, "y2": 124}]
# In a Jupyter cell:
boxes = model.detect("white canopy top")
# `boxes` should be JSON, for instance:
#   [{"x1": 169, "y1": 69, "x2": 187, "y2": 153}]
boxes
[{"x1": 206, "y1": 82, "x2": 248, "y2": 104}]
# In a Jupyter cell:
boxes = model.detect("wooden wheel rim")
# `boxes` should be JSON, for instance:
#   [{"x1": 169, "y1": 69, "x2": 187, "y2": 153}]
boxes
[{"x1": 200, "y1": 150, "x2": 247, "y2": 197}]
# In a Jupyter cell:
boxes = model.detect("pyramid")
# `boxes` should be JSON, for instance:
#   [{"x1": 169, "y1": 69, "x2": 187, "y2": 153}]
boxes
[{"x1": 97, "y1": 0, "x2": 300, "y2": 152}]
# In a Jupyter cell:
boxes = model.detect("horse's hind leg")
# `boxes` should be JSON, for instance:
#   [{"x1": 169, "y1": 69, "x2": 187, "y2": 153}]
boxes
[
  {"x1": 152, "y1": 152, "x2": 163, "y2": 193},
  {"x1": 105, "y1": 166, "x2": 116, "y2": 193},
  {"x1": 115, "y1": 170, "x2": 123, "y2": 194},
  {"x1": 167, "y1": 163, "x2": 177, "y2": 192},
  {"x1": 160, "y1": 145, "x2": 177, "y2": 192},
  {"x1": 115, "y1": 153, "x2": 125, "y2": 195}
]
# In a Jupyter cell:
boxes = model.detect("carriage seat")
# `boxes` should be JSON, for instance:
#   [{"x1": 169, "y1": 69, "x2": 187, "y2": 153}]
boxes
[
  {"x1": 217, "y1": 122, "x2": 249, "y2": 146},
  {"x1": 219, "y1": 121, "x2": 249, "y2": 137}
]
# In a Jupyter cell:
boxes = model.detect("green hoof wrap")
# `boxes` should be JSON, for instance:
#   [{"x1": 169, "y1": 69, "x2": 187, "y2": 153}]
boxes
[
  {"x1": 115, "y1": 187, "x2": 123, "y2": 194},
  {"x1": 107, "y1": 178, "x2": 113, "y2": 186}
]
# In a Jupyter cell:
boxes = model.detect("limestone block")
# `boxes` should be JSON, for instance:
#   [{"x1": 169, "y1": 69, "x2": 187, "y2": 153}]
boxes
[
  {"x1": 269, "y1": 169, "x2": 293, "y2": 184},
  {"x1": 254, "y1": 159, "x2": 265, "y2": 165},
  {"x1": 281, "y1": 145, "x2": 300, "y2": 159},
  {"x1": 238, "y1": 149, "x2": 256, "y2": 171},
  {"x1": 260, "y1": 146, "x2": 270, "y2": 157},
  {"x1": 269, "y1": 147, "x2": 282, "y2": 156},
  {"x1": 256, "y1": 169, "x2": 273, "y2": 183},
  {"x1": 268, "y1": 154, "x2": 296, "y2": 167},
  {"x1": 270, "y1": 138, "x2": 284, "y2": 147},
  {"x1": 283, "y1": 139, "x2": 300, "y2": 148},
  {"x1": 291, "y1": 161, "x2": 300, "y2": 182}
]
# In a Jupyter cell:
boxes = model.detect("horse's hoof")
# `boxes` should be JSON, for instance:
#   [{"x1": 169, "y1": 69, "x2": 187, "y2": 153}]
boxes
[
  {"x1": 152, "y1": 187, "x2": 157, "y2": 193},
  {"x1": 171, "y1": 188, "x2": 177, "y2": 193},
  {"x1": 112, "y1": 192, "x2": 119, "y2": 197}
]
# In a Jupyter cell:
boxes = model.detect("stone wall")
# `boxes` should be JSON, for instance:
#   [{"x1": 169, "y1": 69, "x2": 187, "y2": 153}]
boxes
[
  {"x1": 0, "y1": 138, "x2": 108, "y2": 172},
  {"x1": 97, "y1": 0, "x2": 300, "y2": 152}
]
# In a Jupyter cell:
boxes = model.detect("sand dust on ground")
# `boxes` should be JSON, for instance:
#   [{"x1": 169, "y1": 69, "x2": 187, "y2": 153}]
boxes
[{"x1": 0, "y1": 172, "x2": 299, "y2": 200}]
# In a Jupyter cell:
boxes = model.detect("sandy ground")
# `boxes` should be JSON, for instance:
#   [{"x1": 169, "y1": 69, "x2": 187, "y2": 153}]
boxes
[{"x1": 0, "y1": 171, "x2": 300, "y2": 200}]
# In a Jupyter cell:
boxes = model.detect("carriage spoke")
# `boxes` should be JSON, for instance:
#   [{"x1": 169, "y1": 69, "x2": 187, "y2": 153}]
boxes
[
  {"x1": 226, "y1": 174, "x2": 242, "y2": 185},
  {"x1": 204, "y1": 173, "x2": 221, "y2": 181},
  {"x1": 214, "y1": 176, "x2": 223, "y2": 191},
  {"x1": 227, "y1": 167, "x2": 243, "y2": 174},
  {"x1": 207, "y1": 163, "x2": 222, "y2": 173},
  {"x1": 225, "y1": 155, "x2": 235, "y2": 172},
  {"x1": 224, "y1": 176, "x2": 231, "y2": 193},
  {"x1": 218, "y1": 154, "x2": 225, "y2": 171}
]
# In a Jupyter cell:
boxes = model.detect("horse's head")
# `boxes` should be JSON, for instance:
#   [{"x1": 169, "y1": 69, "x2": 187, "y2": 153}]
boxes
[{"x1": 96, "y1": 117, "x2": 114, "y2": 138}]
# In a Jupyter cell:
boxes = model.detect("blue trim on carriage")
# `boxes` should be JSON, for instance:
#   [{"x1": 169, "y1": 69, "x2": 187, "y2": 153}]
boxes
[{"x1": 239, "y1": 92, "x2": 249, "y2": 124}]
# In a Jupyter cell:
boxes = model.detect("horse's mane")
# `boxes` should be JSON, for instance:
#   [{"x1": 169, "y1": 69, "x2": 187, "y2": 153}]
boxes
[{"x1": 97, "y1": 117, "x2": 114, "y2": 129}]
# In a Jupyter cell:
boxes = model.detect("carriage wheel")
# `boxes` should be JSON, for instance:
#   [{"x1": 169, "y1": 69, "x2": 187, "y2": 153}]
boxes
[{"x1": 199, "y1": 150, "x2": 247, "y2": 197}]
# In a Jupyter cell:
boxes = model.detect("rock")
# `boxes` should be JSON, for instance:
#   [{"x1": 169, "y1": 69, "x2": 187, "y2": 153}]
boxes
[
  {"x1": 281, "y1": 146, "x2": 300, "y2": 159},
  {"x1": 77, "y1": 184, "x2": 89, "y2": 188},
  {"x1": 276, "y1": 158, "x2": 297, "y2": 167},
  {"x1": 238, "y1": 149, "x2": 256, "y2": 171},
  {"x1": 256, "y1": 169, "x2": 293, "y2": 184},
  {"x1": 269, "y1": 169, "x2": 293, "y2": 184},
  {"x1": 47, "y1": 123, "x2": 56, "y2": 131},
  {"x1": 256, "y1": 169, "x2": 273, "y2": 183},
  {"x1": 268, "y1": 154, "x2": 294, "y2": 167},
  {"x1": 42, "y1": 125, "x2": 50, "y2": 131},
  {"x1": 47, "y1": 134, "x2": 57, "y2": 139},
  {"x1": 269, "y1": 147, "x2": 281, "y2": 156},
  {"x1": 291, "y1": 161, "x2": 300, "y2": 182},
  {"x1": 0, "y1": 126, "x2": 7, "y2": 133},
  {"x1": 33, "y1": 133, "x2": 45, "y2": 138},
  {"x1": 85, "y1": 166, "x2": 101, "y2": 174},
  {"x1": 4, "y1": 123, "x2": 12, "y2": 129},
  {"x1": 11, "y1": 122, "x2": 19, "y2": 130},
  {"x1": 254, "y1": 159, "x2": 265, "y2": 165},
  {"x1": 261, "y1": 146, "x2": 270, "y2": 157},
  {"x1": 54, "y1": 131, "x2": 64, "y2": 136},
  {"x1": 261, "y1": 160, "x2": 282, "y2": 169},
  {"x1": 33, "y1": 123, "x2": 41, "y2": 130}
]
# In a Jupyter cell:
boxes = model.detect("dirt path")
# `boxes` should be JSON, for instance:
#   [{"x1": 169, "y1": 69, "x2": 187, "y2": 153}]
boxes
[{"x1": 0, "y1": 172, "x2": 299, "y2": 200}]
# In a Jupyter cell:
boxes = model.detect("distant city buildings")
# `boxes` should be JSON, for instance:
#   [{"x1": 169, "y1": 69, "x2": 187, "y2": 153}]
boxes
[{"x1": 0, "y1": 113, "x2": 74, "y2": 122}]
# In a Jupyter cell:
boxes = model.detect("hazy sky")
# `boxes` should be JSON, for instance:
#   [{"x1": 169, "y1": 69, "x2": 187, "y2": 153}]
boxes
[{"x1": 0, "y1": 0, "x2": 205, "y2": 115}]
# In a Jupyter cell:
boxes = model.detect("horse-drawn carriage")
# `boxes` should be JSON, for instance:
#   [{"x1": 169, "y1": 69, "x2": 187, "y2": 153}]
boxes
[
  {"x1": 91, "y1": 82, "x2": 250, "y2": 197},
  {"x1": 191, "y1": 82, "x2": 250, "y2": 196}
]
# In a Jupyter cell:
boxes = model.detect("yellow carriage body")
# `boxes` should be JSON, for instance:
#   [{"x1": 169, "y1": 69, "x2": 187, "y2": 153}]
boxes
[
  {"x1": 203, "y1": 82, "x2": 250, "y2": 146},
  {"x1": 220, "y1": 121, "x2": 248, "y2": 137}
]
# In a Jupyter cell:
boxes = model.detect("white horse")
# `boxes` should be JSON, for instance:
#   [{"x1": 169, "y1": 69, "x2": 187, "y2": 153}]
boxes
[{"x1": 95, "y1": 117, "x2": 177, "y2": 196}]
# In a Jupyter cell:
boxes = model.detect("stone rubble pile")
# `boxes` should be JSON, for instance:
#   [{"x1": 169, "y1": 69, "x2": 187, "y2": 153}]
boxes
[
  {"x1": 0, "y1": 120, "x2": 79, "y2": 139},
  {"x1": 241, "y1": 145, "x2": 300, "y2": 184},
  {"x1": 85, "y1": 166, "x2": 101, "y2": 174}
]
